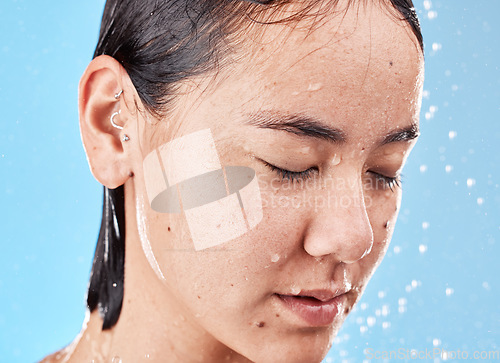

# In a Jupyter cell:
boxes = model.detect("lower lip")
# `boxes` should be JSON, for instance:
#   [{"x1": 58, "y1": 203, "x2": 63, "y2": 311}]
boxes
[{"x1": 277, "y1": 294, "x2": 345, "y2": 326}]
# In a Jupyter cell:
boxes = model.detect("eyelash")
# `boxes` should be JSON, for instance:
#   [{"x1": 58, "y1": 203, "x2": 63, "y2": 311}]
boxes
[
  {"x1": 263, "y1": 161, "x2": 318, "y2": 182},
  {"x1": 369, "y1": 172, "x2": 402, "y2": 192},
  {"x1": 263, "y1": 161, "x2": 402, "y2": 191}
]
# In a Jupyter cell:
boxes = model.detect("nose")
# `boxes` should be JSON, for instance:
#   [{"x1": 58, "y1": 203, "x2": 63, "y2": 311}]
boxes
[{"x1": 302, "y1": 177, "x2": 374, "y2": 263}]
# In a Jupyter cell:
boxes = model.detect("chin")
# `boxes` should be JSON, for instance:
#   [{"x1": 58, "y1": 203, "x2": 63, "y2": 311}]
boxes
[{"x1": 240, "y1": 326, "x2": 338, "y2": 363}]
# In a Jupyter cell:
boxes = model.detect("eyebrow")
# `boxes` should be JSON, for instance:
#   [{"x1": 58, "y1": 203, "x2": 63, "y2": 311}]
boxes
[
  {"x1": 245, "y1": 111, "x2": 420, "y2": 145},
  {"x1": 245, "y1": 111, "x2": 346, "y2": 143}
]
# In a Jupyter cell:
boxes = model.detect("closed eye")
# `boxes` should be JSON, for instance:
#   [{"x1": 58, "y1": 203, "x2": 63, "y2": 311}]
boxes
[
  {"x1": 368, "y1": 171, "x2": 402, "y2": 192},
  {"x1": 262, "y1": 160, "x2": 318, "y2": 182}
]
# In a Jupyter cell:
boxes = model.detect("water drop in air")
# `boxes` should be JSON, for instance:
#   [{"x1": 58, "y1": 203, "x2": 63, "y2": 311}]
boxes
[{"x1": 466, "y1": 178, "x2": 476, "y2": 187}]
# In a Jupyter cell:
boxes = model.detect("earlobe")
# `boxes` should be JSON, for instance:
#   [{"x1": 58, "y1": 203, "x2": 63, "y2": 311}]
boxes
[{"x1": 79, "y1": 55, "x2": 133, "y2": 189}]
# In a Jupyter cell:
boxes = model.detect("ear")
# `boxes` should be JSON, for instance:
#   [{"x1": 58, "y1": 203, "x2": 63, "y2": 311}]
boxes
[{"x1": 79, "y1": 55, "x2": 135, "y2": 189}]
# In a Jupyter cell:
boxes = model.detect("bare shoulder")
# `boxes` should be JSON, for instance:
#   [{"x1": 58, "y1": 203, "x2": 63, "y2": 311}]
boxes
[{"x1": 38, "y1": 347, "x2": 71, "y2": 363}]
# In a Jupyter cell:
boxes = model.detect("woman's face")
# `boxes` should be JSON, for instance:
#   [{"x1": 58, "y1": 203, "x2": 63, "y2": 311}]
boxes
[{"x1": 133, "y1": 2, "x2": 423, "y2": 362}]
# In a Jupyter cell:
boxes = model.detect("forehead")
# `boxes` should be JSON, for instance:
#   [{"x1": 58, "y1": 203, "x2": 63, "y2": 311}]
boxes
[
  {"x1": 222, "y1": 0, "x2": 424, "y2": 133},
  {"x1": 159, "y1": 1, "x2": 424, "y2": 147}
]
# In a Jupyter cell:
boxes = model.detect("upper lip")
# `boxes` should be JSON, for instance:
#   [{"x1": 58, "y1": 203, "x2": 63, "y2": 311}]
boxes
[{"x1": 279, "y1": 287, "x2": 350, "y2": 302}]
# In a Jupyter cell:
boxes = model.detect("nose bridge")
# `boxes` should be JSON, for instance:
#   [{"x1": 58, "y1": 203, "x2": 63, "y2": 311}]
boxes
[{"x1": 303, "y1": 173, "x2": 374, "y2": 262}]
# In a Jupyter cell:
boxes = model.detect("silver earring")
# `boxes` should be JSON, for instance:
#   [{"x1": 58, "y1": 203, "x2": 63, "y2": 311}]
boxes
[
  {"x1": 122, "y1": 134, "x2": 130, "y2": 142},
  {"x1": 110, "y1": 110, "x2": 123, "y2": 130},
  {"x1": 114, "y1": 90, "x2": 123, "y2": 99}
]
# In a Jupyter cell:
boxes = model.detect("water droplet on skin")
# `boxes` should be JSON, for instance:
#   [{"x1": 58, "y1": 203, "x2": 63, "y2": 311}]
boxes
[
  {"x1": 290, "y1": 285, "x2": 300, "y2": 295},
  {"x1": 112, "y1": 357, "x2": 122, "y2": 363},
  {"x1": 271, "y1": 254, "x2": 280, "y2": 263},
  {"x1": 307, "y1": 83, "x2": 322, "y2": 91},
  {"x1": 331, "y1": 154, "x2": 341, "y2": 166}
]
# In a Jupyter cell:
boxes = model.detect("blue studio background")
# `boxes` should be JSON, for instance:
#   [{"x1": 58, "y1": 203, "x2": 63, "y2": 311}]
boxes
[{"x1": 0, "y1": 1, "x2": 498, "y2": 362}]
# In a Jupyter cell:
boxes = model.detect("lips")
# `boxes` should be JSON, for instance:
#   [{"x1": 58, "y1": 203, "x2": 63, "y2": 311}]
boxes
[{"x1": 276, "y1": 289, "x2": 348, "y2": 326}]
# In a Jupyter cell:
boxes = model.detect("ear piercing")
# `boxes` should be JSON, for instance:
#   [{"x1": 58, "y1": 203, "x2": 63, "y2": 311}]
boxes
[
  {"x1": 110, "y1": 90, "x2": 129, "y2": 142},
  {"x1": 110, "y1": 110, "x2": 123, "y2": 130}
]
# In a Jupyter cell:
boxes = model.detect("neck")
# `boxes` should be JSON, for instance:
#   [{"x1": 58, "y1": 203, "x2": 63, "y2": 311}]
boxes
[{"x1": 66, "y1": 185, "x2": 250, "y2": 363}]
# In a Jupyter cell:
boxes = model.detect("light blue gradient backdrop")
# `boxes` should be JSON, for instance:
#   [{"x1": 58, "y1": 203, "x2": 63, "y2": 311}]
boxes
[{"x1": 0, "y1": 1, "x2": 498, "y2": 362}]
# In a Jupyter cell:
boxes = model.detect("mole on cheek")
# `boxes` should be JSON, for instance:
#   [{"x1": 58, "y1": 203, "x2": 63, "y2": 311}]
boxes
[{"x1": 344, "y1": 306, "x2": 351, "y2": 314}]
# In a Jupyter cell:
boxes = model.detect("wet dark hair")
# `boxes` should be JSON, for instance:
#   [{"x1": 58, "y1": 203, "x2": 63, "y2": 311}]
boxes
[{"x1": 87, "y1": 0, "x2": 423, "y2": 330}]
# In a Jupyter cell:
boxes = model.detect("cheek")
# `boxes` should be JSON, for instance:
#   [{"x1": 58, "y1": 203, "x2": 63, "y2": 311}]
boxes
[{"x1": 362, "y1": 189, "x2": 401, "y2": 273}]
